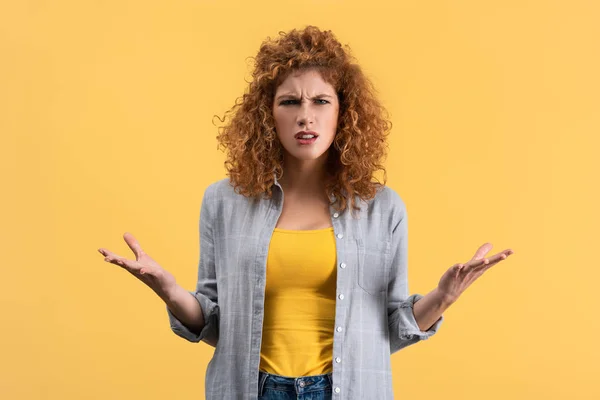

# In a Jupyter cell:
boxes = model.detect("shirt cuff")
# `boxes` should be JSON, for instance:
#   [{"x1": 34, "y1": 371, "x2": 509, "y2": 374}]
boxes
[{"x1": 391, "y1": 293, "x2": 444, "y2": 341}]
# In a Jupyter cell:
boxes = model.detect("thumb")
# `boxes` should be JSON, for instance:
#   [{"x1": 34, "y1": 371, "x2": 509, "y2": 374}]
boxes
[
  {"x1": 472, "y1": 243, "x2": 493, "y2": 260},
  {"x1": 123, "y1": 232, "x2": 145, "y2": 260}
]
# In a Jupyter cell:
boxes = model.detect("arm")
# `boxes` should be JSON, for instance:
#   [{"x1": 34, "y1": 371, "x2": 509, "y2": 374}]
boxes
[
  {"x1": 162, "y1": 284, "x2": 205, "y2": 335},
  {"x1": 166, "y1": 185, "x2": 220, "y2": 347},
  {"x1": 412, "y1": 287, "x2": 453, "y2": 331},
  {"x1": 413, "y1": 242, "x2": 514, "y2": 330},
  {"x1": 386, "y1": 190, "x2": 444, "y2": 355}
]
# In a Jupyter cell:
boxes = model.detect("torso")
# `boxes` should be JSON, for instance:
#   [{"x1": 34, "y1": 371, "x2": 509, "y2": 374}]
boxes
[{"x1": 275, "y1": 194, "x2": 333, "y2": 230}]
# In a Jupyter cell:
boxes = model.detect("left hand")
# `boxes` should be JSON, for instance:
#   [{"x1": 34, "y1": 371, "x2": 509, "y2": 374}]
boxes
[{"x1": 437, "y1": 243, "x2": 514, "y2": 304}]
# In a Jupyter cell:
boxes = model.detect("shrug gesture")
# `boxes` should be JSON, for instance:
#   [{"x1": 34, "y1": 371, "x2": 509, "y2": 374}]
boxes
[
  {"x1": 438, "y1": 243, "x2": 514, "y2": 304},
  {"x1": 98, "y1": 232, "x2": 178, "y2": 300}
]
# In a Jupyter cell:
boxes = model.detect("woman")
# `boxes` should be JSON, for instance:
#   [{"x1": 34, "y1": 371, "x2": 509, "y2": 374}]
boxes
[{"x1": 98, "y1": 26, "x2": 513, "y2": 400}]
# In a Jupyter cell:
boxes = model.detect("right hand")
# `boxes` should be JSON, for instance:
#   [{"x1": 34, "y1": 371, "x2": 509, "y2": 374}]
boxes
[{"x1": 98, "y1": 232, "x2": 178, "y2": 300}]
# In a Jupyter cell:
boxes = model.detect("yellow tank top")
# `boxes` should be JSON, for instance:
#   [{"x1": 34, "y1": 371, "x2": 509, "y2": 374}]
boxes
[{"x1": 259, "y1": 226, "x2": 337, "y2": 377}]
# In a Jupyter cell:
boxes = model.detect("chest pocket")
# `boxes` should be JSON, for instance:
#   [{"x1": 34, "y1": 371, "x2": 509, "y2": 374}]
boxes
[{"x1": 355, "y1": 237, "x2": 391, "y2": 295}]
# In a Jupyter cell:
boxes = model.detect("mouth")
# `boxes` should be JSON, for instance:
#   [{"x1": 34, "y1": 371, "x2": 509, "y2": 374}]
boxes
[
  {"x1": 296, "y1": 136, "x2": 318, "y2": 145},
  {"x1": 295, "y1": 131, "x2": 319, "y2": 140}
]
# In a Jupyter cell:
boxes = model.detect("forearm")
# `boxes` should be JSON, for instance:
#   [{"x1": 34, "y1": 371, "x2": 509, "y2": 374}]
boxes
[
  {"x1": 161, "y1": 285, "x2": 205, "y2": 334},
  {"x1": 412, "y1": 287, "x2": 454, "y2": 332}
]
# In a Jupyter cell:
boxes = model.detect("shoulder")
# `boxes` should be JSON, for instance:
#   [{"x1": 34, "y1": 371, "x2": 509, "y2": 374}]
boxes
[
  {"x1": 199, "y1": 178, "x2": 234, "y2": 215},
  {"x1": 203, "y1": 177, "x2": 238, "y2": 201},
  {"x1": 369, "y1": 185, "x2": 407, "y2": 215},
  {"x1": 364, "y1": 185, "x2": 408, "y2": 234},
  {"x1": 201, "y1": 177, "x2": 263, "y2": 216}
]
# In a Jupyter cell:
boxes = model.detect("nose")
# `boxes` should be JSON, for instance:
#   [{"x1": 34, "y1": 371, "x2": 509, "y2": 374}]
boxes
[{"x1": 296, "y1": 102, "x2": 314, "y2": 127}]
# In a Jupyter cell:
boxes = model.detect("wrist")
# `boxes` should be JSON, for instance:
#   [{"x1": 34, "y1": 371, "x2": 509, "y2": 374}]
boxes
[
  {"x1": 433, "y1": 286, "x2": 458, "y2": 307},
  {"x1": 158, "y1": 283, "x2": 183, "y2": 304}
]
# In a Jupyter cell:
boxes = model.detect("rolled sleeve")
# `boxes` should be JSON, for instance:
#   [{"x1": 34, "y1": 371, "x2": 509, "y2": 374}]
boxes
[
  {"x1": 386, "y1": 188, "x2": 444, "y2": 354},
  {"x1": 166, "y1": 184, "x2": 220, "y2": 347},
  {"x1": 388, "y1": 294, "x2": 443, "y2": 346},
  {"x1": 167, "y1": 291, "x2": 220, "y2": 346}
]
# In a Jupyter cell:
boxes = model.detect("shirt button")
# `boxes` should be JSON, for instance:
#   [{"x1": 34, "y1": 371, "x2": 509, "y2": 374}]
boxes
[
  {"x1": 336, "y1": 326, "x2": 342, "y2": 332},
  {"x1": 336, "y1": 233, "x2": 343, "y2": 239},
  {"x1": 335, "y1": 387, "x2": 341, "y2": 393},
  {"x1": 340, "y1": 262, "x2": 346, "y2": 269},
  {"x1": 338, "y1": 294, "x2": 344, "y2": 300},
  {"x1": 333, "y1": 212, "x2": 339, "y2": 218},
  {"x1": 335, "y1": 357, "x2": 341, "y2": 363}
]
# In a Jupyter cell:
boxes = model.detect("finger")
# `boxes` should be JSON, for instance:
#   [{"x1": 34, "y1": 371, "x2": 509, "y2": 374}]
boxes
[
  {"x1": 99, "y1": 248, "x2": 124, "y2": 263},
  {"x1": 115, "y1": 257, "x2": 145, "y2": 273},
  {"x1": 107, "y1": 256, "x2": 131, "y2": 269},
  {"x1": 484, "y1": 249, "x2": 513, "y2": 265},
  {"x1": 472, "y1": 243, "x2": 493, "y2": 260},
  {"x1": 452, "y1": 264, "x2": 461, "y2": 277},
  {"x1": 459, "y1": 258, "x2": 488, "y2": 274},
  {"x1": 472, "y1": 250, "x2": 513, "y2": 272},
  {"x1": 454, "y1": 263, "x2": 468, "y2": 276},
  {"x1": 123, "y1": 232, "x2": 145, "y2": 260},
  {"x1": 453, "y1": 249, "x2": 511, "y2": 276},
  {"x1": 98, "y1": 248, "x2": 115, "y2": 257},
  {"x1": 465, "y1": 258, "x2": 501, "y2": 283},
  {"x1": 99, "y1": 249, "x2": 137, "y2": 270}
]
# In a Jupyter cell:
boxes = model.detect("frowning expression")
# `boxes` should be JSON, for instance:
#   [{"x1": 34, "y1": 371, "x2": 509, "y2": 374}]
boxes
[{"x1": 272, "y1": 68, "x2": 339, "y2": 163}]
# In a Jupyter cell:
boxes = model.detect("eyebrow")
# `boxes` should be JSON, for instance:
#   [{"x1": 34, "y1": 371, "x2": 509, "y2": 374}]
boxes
[{"x1": 275, "y1": 93, "x2": 335, "y2": 101}]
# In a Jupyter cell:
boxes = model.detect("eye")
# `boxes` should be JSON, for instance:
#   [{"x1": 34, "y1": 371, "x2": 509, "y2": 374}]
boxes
[{"x1": 279, "y1": 98, "x2": 330, "y2": 105}]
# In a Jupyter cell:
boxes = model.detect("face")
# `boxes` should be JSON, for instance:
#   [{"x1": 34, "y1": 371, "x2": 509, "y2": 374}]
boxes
[{"x1": 272, "y1": 68, "x2": 339, "y2": 165}]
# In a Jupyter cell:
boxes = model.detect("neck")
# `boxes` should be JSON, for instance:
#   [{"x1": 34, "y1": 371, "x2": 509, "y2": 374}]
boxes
[{"x1": 278, "y1": 156, "x2": 328, "y2": 199}]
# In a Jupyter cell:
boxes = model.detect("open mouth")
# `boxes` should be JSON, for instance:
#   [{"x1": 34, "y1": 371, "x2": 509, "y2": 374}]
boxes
[{"x1": 295, "y1": 135, "x2": 318, "y2": 144}]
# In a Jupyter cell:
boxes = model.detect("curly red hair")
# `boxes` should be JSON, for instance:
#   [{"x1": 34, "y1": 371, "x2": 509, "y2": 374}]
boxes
[{"x1": 214, "y1": 25, "x2": 392, "y2": 216}]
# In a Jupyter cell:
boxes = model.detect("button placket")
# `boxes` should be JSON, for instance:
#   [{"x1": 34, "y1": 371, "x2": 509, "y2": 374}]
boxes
[
  {"x1": 337, "y1": 231, "x2": 344, "y2": 302},
  {"x1": 332, "y1": 219, "x2": 343, "y2": 397}
]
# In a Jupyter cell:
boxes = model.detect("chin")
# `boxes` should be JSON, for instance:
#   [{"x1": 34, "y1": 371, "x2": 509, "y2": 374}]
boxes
[{"x1": 285, "y1": 149, "x2": 330, "y2": 162}]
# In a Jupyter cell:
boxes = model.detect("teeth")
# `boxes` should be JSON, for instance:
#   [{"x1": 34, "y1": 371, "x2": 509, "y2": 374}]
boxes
[{"x1": 298, "y1": 135, "x2": 315, "y2": 139}]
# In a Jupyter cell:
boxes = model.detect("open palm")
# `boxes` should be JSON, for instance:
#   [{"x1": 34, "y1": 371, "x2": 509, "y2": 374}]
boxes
[
  {"x1": 437, "y1": 243, "x2": 514, "y2": 304},
  {"x1": 98, "y1": 232, "x2": 177, "y2": 299}
]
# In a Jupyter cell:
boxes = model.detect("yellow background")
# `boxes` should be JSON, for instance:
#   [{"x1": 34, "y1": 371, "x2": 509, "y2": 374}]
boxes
[{"x1": 2, "y1": 1, "x2": 598, "y2": 399}]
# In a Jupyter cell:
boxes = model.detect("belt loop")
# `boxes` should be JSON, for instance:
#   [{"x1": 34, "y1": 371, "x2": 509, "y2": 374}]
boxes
[
  {"x1": 326, "y1": 372, "x2": 333, "y2": 387},
  {"x1": 258, "y1": 371, "x2": 269, "y2": 397}
]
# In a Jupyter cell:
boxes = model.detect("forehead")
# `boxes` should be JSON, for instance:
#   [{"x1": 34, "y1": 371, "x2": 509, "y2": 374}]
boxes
[{"x1": 275, "y1": 68, "x2": 335, "y2": 94}]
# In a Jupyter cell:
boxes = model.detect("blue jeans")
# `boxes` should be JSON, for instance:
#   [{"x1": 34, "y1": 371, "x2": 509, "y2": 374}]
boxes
[{"x1": 257, "y1": 370, "x2": 333, "y2": 400}]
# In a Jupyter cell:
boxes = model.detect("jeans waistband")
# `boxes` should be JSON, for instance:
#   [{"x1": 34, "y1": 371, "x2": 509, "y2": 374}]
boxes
[{"x1": 258, "y1": 370, "x2": 333, "y2": 396}]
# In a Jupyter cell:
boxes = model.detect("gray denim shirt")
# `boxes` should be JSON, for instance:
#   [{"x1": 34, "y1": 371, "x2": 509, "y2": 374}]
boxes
[{"x1": 166, "y1": 175, "x2": 444, "y2": 399}]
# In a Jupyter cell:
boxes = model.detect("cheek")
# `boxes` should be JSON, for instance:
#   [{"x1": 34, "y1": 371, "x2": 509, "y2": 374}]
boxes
[
  {"x1": 273, "y1": 110, "x2": 291, "y2": 128},
  {"x1": 326, "y1": 110, "x2": 339, "y2": 129}
]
